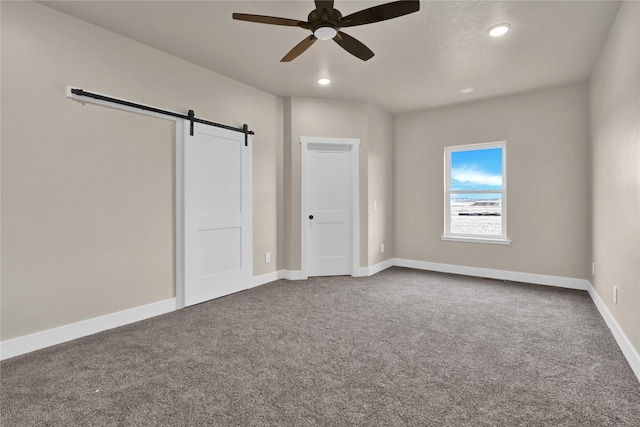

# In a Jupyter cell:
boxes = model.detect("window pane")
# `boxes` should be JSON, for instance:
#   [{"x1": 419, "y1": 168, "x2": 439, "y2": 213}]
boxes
[
  {"x1": 451, "y1": 148, "x2": 503, "y2": 191},
  {"x1": 450, "y1": 194, "x2": 502, "y2": 236}
]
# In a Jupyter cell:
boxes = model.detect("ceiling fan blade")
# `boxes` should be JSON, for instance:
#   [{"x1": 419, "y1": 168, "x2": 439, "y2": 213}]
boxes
[
  {"x1": 340, "y1": 0, "x2": 420, "y2": 28},
  {"x1": 232, "y1": 13, "x2": 307, "y2": 27},
  {"x1": 333, "y1": 31, "x2": 374, "y2": 61},
  {"x1": 315, "y1": 0, "x2": 334, "y2": 12},
  {"x1": 281, "y1": 35, "x2": 318, "y2": 62}
]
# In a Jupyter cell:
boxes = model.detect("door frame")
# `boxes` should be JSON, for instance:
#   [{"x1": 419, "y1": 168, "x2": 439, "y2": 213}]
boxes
[{"x1": 300, "y1": 136, "x2": 360, "y2": 279}]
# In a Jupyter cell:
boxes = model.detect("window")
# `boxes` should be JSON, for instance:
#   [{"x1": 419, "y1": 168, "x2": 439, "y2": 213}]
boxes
[{"x1": 442, "y1": 141, "x2": 510, "y2": 244}]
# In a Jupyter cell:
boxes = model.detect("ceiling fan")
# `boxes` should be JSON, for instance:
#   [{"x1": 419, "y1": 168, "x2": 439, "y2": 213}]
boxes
[{"x1": 232, "y1": 0, "x2": 420, "y2": 62}]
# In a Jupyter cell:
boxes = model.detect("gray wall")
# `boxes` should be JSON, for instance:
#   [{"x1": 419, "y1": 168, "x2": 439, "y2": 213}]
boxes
[
  {"x1": 367, "y1": 104, "x2": 395, "y2": 266},
  {"x1": 283, "y1": 97, "x2": 368, "y2": 271},
  {"x1": 1, "y1": 1, "x2": 283, "y2": 340},
  {"x1": 394, "y1": 83, "x2": 591, "y2": 279},
  {"x1": 283, "y1": 97, "x2": 394, "y2": 271},
  {"x1": 589, "y1": 1, "x2": 640, "y2": 355}
]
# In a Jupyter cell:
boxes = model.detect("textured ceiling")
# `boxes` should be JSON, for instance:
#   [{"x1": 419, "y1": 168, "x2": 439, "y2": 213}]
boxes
[{"x1": 40, "y1": 1, "x2": 621, "y2": 114}]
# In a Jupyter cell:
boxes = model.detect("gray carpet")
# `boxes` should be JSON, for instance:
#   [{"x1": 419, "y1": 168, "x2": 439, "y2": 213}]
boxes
[{"x1": 2, "y1": 267, "x2": 640, "y2": 426}]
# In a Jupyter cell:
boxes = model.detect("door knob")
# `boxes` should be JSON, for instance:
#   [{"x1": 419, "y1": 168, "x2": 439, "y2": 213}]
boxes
[{"x1": 309, "y1": 215, "x2": 314, "y2": 220}]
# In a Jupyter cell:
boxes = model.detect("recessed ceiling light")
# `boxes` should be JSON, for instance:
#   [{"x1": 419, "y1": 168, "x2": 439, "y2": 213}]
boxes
[
  {"x1": 460, "y1": 88, "x2": 475, "y2": 94},
  {"x1": 318, "y1": 78, "x2": 331, "y2": 85},
  {"x1": 488, "y1": 23, "x2": 511, "y2": 37}
]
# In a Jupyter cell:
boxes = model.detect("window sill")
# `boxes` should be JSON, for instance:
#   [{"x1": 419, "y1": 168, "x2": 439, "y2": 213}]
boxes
[{"x1": 440, "y1": 236, "x2": 512, "y2": 245}]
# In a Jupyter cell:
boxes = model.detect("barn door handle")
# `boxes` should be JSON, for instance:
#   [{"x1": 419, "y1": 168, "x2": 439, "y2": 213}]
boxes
[{"x1": 309, "y1": 215, "x2": 314, "y2": 220}]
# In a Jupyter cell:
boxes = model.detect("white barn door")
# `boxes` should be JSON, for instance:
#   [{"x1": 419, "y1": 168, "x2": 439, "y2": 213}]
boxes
[{"x1": 182, "y1": 122, "x2": 252, "y2": 307}]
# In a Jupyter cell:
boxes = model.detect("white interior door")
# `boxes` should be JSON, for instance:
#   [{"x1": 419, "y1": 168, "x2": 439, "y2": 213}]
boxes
[
  {"x1": 183, "y1": 121, "x2": 252, "y2": 306},
  {"x1": 307, "y1": 144, "x2": 352, "y2": 276}
]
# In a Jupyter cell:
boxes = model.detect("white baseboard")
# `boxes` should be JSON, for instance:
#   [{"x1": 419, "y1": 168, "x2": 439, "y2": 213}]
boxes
[
  {"x1": 0, "y1": 271, "x2": 302, "y2": 361},
  {"x1": 391, "y1": 258, "x2": 639, "y2": 384},
  {"x1": 5, "y1": 262, "x2": 639, "y2": 386},
  {"x1": 357, "y1": 258, "x2": 395, "y2": 277},
  {"x1": 251, "y1": 270, "x2": 283, "y2": 288},
  {"x1": 587, "y1": 282, "x2": 640, "y2": 383},
  {"x1": 391, "y1": 258, "x2": 590, "y2": 290},
  {"x1": 281, "y1": 270, "x2": 305, "y2": 281},
  {"x1": 0, "y1": 298, "x2": 176, "y2": 361}
]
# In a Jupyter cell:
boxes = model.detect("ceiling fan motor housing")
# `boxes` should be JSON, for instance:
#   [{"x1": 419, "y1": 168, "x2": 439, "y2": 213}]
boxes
[{"x1": 307, "y1": 8, "x2": 342, "y2": 37}]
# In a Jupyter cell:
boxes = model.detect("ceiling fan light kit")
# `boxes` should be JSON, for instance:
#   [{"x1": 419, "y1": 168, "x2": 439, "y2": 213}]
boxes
[
  {"x1": 232, "y1": 0, "x2": 420, "y2": 62},
  {"x1": 314, "y1": 26, "x2": 338, "y2": 40}
]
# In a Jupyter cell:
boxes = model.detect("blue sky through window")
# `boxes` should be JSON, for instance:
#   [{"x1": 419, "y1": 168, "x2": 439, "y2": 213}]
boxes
[{"x1": 451, "y1": 147, "x2": 503, "y2": 191}]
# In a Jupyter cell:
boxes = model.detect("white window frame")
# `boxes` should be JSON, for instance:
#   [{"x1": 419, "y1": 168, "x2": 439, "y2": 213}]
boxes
[{"x1": 441, "y1": 141, "x2": 511, "y2": 245}]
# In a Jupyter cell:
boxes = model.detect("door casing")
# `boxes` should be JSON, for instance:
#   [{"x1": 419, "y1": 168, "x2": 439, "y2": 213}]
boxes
[{"x1": 300, "y1": 136, "x2": 360, "y2": 279}]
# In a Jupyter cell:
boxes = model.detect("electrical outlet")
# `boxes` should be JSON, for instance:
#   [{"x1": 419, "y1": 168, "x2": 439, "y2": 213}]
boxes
[
  {"x1": 265, "y1": 252, "x2": 271, "y2": 263},
  {"x1": 380, "y1": 243, "x2": 385, "y2": 253},
  {"x1": 613, "y1": 286, "x2": 618, "y2": 304},
  {"x1": 373, "y1": 201, "x2": 377, "y2": 211},
  {"x1": 592, "y1": 262, "x2": 595, "y2": 275}
]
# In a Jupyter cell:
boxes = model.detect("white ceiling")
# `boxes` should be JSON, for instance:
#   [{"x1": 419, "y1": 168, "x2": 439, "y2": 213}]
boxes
[{"x1": 40, "y1": 0, "x2": 621, "y2": 114}]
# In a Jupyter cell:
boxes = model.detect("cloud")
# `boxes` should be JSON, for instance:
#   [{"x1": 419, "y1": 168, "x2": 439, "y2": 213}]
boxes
[{"x1": 451, "y1": 165, "x2": 502, "y2": 186}]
